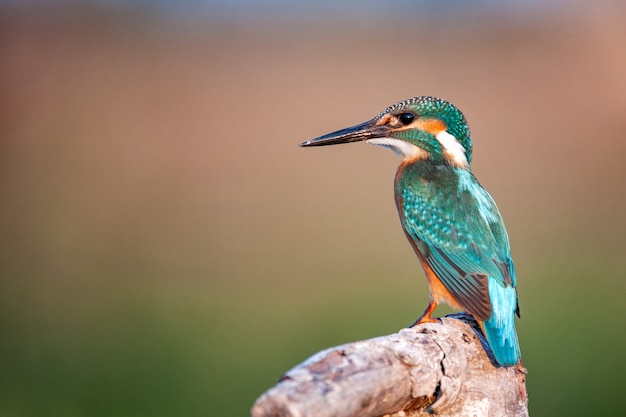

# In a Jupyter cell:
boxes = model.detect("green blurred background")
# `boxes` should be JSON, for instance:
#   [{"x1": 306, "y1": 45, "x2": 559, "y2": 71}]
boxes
[{"x1": 1, "y1": 1, "x2": 625, "y2": 416}]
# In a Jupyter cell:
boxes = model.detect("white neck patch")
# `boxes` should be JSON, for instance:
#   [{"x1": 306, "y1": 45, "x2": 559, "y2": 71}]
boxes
[
  {"x1": 436, "y1": 130, "x2": 468, "y2": 168},
  {"x1": 366, "y1": 138, "x2": 424, "y2": 158}
]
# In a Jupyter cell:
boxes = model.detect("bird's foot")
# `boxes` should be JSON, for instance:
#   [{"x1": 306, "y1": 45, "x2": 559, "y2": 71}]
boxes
[
  {"x1": 408, "y1": 315, "x2": 441, "y2": 328},
  {"x1": 408, "y1": 301, "x2": 440, "y2": 328}
]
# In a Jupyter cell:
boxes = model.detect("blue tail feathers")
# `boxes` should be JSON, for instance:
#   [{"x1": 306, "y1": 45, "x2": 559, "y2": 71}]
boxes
[{"x1": 483, "y1": 277, "x2": 521, "y2": 366}]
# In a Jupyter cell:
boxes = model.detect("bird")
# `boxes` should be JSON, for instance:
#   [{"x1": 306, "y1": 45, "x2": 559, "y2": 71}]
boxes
[{"x1": 299, "y1": 96, "x2": 520, "y2": 366}]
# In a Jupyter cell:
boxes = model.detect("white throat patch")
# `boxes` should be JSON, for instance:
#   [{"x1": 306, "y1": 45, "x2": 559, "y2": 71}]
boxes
[
  {"x1": 366, "y1": 138, "x2": 423, "y2": 158},
  {"x1": 436, "y1": 130, "x2": 468, "y2": 168}
]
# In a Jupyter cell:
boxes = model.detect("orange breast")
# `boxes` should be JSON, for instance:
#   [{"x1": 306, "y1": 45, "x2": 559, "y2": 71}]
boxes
[{"x1": 414, "y1": 247, "x2": 464, "y2": 311}]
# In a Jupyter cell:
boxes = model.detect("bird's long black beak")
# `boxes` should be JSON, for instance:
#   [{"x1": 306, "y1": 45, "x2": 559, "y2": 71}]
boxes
[{"x1": 299, "y1": 119, "x2": 390, "y2": 147}]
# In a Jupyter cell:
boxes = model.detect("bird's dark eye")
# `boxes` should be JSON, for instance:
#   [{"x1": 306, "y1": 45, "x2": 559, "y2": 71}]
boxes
[{"x1": 399, "y1": 113, "x2": 415, "y2": 125}]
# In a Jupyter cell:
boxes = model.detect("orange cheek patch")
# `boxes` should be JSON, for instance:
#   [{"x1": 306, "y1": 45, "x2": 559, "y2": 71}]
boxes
[
  {"x1": 375, "y1": 114, "x2": 392, "y2": 126},
  {"x1": 416, "y1": 118, "x2": 447, "y2": 135}
]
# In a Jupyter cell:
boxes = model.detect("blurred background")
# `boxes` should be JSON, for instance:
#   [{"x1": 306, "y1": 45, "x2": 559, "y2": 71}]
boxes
[{"x1": 1, "y1": 1, "x2": 625, "y2": 416}]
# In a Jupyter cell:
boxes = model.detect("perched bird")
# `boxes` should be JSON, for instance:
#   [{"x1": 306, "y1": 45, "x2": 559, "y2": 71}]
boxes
[{"x1": 300, "y1": 96, "x2": 520, "y2": 366}]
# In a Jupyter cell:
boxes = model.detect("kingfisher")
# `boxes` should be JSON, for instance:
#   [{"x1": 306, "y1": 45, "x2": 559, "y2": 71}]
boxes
[{"x1": 300, "y1": 96, "x2": 520, "y2": 366}]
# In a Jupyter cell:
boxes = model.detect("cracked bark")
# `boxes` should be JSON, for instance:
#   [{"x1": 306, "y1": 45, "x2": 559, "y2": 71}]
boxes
[{"x1": 251, "y1": 313, "x2": 528, "y2": 417}]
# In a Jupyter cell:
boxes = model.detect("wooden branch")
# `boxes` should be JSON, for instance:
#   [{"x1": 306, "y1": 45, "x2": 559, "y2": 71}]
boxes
[{"x1": 251, "y1": 313, "x2": 528, "y2": 417}]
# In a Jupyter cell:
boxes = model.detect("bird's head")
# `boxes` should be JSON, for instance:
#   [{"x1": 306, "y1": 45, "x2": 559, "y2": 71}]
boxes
[{"x1": 300, "y1": 96, "x2": 472, "y2": 168}]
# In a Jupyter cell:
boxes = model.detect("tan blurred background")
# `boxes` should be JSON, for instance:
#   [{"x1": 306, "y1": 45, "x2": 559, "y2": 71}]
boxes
[{"x1": 1, "y1": 1, "x2": 626, "y2": 416}]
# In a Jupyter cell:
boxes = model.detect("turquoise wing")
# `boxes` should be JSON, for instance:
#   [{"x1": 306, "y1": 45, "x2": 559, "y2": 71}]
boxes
[
  {"x1": 399, "y1": 172, "x2": 513, "y2": 318},
  {"x1": 399, "y1": 168, "x2": 520, "y2": 365}
]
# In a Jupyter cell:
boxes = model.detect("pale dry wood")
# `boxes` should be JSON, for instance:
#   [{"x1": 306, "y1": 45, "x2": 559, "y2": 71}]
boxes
[{"x1": 251, "y1": 313, "x2": 528, "y2": 417}]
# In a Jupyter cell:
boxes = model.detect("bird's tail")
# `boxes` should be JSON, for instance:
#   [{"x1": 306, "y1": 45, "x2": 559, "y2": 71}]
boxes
[{"x1": 482, "y1": 277, "x2": 521, "y2": 366}]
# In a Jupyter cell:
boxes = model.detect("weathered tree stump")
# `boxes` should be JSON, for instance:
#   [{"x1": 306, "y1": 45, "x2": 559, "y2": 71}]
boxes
[{"x1": 252, "y1": 313, "x2": 527, "y2": 417}]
